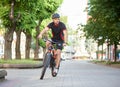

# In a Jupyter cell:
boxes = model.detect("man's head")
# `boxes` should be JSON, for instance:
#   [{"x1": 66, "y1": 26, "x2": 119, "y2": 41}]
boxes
[{"x1": 52, "y1": 13, "x2": 60, "y2": 25}]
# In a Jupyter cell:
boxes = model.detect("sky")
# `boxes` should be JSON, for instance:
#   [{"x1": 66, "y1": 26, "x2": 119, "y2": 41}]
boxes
[{"x1": 59, "y1": 0, "x2": 88, "y2": 29}]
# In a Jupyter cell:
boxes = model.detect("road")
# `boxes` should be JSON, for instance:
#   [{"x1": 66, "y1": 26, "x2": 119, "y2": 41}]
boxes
[{"x1": 0, "y1": 59, "x2": 120, "y2": 87}]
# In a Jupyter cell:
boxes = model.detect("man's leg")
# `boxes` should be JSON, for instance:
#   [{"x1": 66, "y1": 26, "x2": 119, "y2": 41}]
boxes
[{"x1": 55, "y1": 49, "x2": 61, "y2": 68}]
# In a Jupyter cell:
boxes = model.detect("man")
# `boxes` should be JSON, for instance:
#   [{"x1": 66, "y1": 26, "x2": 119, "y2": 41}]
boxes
[{"x1": 38, "y1": 13, "x2": 68, "y2": 74}]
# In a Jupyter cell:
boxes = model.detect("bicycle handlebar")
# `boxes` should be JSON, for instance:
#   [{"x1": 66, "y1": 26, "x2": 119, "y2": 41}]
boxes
[{"x1": 43, "y1": 39, "x2": 58, "y2": 44}]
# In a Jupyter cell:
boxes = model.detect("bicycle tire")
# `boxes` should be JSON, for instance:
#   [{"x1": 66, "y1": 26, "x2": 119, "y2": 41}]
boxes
[
  {"x1": 40, "y1": 53, "x2": 52, "y2": 80},
  {"x1": 51, "y1": 67, "x2": 57, "y2": 77},
  {"x1": 51, "y1": 66, "x2": 59, "y2": 77},
  {"x1": 51, "y1": 58, "x2": 56, "y2": 77},
  {"x1": 51, "y1": 58, "x2": 60, "y2": 77},
  {"x1": 40, "y1": 66, "x2": 47, "y2": 79}
]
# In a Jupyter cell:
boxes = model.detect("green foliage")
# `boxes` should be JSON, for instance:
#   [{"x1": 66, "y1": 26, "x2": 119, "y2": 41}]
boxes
[
  {"x1": 33, "y1": 0, "x2": 63, "y2": 49},
  {"x1": 60, "y1": 16, "x2": 68, "y2": 24},
  {"x1": 38, "y1": 39, "x2": 46, "y2": 48},
  {"x1": 0, "y1": 3, "x2": 10, "y2": 18},
  {"x1": 35, "y1": 0, "x2": 63, "y2": 20},
  {"x1": 0, "y1": 0, "x2": 63, "y2": 34},
  {"x1": 92, "y1": 59, "x2": 120, "y2": 65},
  {"x1": 17, "y1": 12, "x2": 37, "y2": 34},
  {"x1": 0, "y1": 0, "x2": 38, "y2": 32},
  {"x1": 0, "y1": 0, "x2": 63, "y2": 57},
  {"x1": 0, "y1": 1, "x2": 10, "y2": 27},
  {"x1": 31, "y1": 38, "x2": 46, "y2": 50},
  {"x1": 84, "y1": 0, "x2": 120, "y2": 45},
  {"x1": 0, "y1": 0, "x2": 63, "y2": 31},
  {"x1": 0, "y1": 59, "x2": 40, "y2": 64}
]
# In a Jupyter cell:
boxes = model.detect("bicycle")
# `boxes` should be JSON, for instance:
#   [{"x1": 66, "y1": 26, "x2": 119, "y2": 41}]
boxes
[{"x1": 40, "y1": 39, "x2": 61, "y2": 80}]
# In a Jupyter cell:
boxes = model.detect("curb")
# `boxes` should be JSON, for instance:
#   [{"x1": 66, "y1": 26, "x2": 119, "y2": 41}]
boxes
[
  {"x1": 90, "y1": 61, "x2": 120, "y2": 69},
  {"x1": 0, "y1": 64, "x2": 43, "y2": 69}
]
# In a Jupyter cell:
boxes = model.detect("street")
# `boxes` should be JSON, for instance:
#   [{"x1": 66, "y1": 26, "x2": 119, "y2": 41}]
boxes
[{"x1": 0, "y1": 59, "x2": 120, "y2": 87}]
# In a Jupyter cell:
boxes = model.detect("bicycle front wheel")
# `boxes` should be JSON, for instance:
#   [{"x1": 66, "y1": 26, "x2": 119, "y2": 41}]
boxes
[
  {"x1": 51, "y1": 58, "x2": 56, "y2": 77},
  {"x1": 40, "y1": 53, "x2": 52, "y2": 80},
  {"x1": 51, "y1": 58, "x2": 60, "y2": 77}
]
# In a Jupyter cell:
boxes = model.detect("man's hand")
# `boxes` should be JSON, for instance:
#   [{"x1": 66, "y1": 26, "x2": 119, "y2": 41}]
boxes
[
  {"x1": 37, "y1": 34, "x2": 42, "y2": 39},
  {"x1": 37, "y1": 27, "x2": 49, "y2": 39}
]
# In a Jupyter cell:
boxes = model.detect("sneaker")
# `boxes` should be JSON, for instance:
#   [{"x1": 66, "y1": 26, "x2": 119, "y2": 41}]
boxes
[{"x1": 53, "y1": 67, "x2": 59, "y2": 74}]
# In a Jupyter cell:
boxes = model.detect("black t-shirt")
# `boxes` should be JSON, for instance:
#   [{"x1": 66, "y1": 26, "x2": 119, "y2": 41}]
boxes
[{"x1": 47, "y1": 22, "x2": 66, "y2": 42}]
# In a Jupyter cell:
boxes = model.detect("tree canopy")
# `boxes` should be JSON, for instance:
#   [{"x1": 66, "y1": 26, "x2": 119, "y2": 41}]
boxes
[
  {"x1": 84, "y1": 0, "x2": 120, "y2": 45},
  {"x1": 83, "y1": 0, "x2": 120, "y2": 61}
]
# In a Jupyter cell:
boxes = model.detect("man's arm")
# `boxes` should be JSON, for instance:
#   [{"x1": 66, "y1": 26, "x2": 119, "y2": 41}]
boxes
[
  {"x1": 38, "y1": 27, "x2": 49, "y2": 39},
  {"x1": 63, "y1": 29, "x2": 68, "y2": 44}
]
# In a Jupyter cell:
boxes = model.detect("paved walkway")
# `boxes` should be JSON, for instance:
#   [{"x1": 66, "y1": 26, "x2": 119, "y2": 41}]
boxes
[{"x1": 0, "y1": 60, "x2": 120, "y2": 87}]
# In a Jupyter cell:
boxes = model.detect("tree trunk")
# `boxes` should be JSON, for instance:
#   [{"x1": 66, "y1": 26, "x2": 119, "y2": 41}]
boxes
[
  {"x1": 114, "y1": 44, "x2": 117, "y2": 62},
  {"x1": 34, "y1": 25, "x2": 40, "y2": 59},
  {"x1": 4, "y1": 0, "x2": 21, "y2": 60},
  {"x1": 34, "y1": 20, "x2": 42, "y2": 59},
  {"x1": 15, "y1": 30, "x2": 21, "y2": 59},
  {"x1": 34, "y1": 38, "x2": 39, "y2": 59},
  {"x1": 4, "y1": 0, "x2": 15, "y2": 60},
  {"x1": 107, "y1": 44, "x2": 110, "y2": 61},
  {"x1": 101, "y1": 44, "x2": 103, "y2": 60},
  {"x1": 25, "y1": 34, "x2": 32, "y2": 59},
  {"x1": 4, "y1": 29, "x2": 14, "y2": 60}
]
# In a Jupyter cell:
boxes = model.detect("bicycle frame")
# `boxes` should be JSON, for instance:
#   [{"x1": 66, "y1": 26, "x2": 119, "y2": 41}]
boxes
[
  {"x1": 44, "y1": 39, "x2": 58, "y2": 59},
  {"x1": 40, "y1": 39, "x2": 60, "y2": 79}
]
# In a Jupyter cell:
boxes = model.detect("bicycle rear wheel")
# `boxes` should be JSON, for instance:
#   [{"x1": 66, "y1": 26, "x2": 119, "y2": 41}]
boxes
[{"x1": 40, "y1": 53, "x2": 52, "y2": 80}]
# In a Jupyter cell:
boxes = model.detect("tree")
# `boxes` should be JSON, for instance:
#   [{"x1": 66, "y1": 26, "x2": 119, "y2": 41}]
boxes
[
  {"x1": 0, "y1": 0, "x2": 38, "y2": 59},
  {"x1": 15, "y1": 0, "x2": 38, "y2": 59},
  {"x1": 0, "y1": 0, "x2": 20, "y2": 59},
  {"x1": 84, "y1": 0, "x2": 120, "y2": 62}
]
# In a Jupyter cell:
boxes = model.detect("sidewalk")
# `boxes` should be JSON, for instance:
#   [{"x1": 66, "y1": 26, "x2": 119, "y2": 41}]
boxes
[{"x1": 0, "y1": 59, "x2": 120, "y2": 87}]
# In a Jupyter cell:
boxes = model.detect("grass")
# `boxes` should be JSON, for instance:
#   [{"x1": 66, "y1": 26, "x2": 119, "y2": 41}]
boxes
[
  {"x1": 90, "y1": 59, "x2": 120, "y2": 68},
  {"x1": 0, "y1": 59, "x2": 42, "y2": 64},
  {"x1": 91, "y1": 59, "x2": 120, "y2": 65},
  {"x1": 91, "y1": 60, "x2": 105, "y2": 63}
]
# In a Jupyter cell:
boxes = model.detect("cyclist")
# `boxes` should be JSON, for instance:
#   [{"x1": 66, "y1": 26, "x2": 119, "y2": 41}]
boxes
[{"x1": 38, "y1": 13, "x2": 68, "y2": 74}]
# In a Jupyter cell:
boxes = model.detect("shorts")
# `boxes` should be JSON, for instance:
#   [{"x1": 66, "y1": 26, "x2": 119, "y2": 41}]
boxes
[{"x1": 51, "y1": 39, "x2": 63, "y2": 50}]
